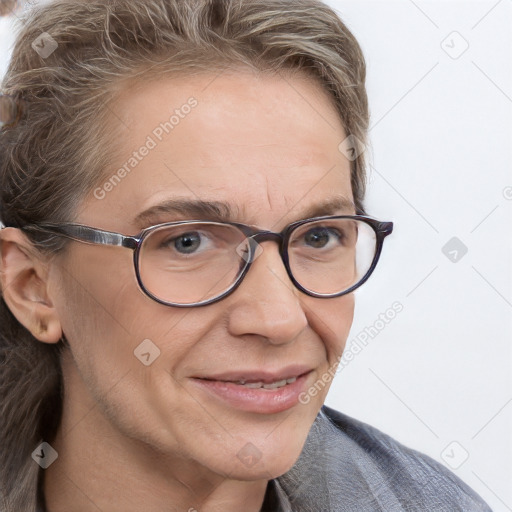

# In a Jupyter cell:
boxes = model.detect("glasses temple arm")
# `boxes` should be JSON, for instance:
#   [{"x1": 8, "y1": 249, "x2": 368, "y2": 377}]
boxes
[{"x1": 22, "y1": 223, "x2": 139, "y2": 249}]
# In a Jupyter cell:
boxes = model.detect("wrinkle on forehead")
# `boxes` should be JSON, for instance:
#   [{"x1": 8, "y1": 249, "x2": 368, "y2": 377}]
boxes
[{"x1": 82, "y1": 71, "x2": 352, "y2": 232}]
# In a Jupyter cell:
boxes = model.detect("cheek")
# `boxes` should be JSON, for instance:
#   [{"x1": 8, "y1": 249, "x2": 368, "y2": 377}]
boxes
[
  {"x1": 54, "y1": 250, "x2": 159, "y2": 387},
  {"x1": 53, "y1": 249, "x2": 211, "y2": 414},
  {"x1": 298, "y1": 293, "x2": 354, "y2": 406},
  {"x1": 334, "y1": 294, "x2": 355, "y2": 352},
  {"x1": 303, "y1": 293, "x2": 355, "y2": 366}
]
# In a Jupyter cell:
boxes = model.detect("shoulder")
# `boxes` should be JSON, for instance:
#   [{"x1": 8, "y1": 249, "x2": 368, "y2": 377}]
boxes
[{"x1": 318, "y1": 405, "x2": 492, "y2": 511}]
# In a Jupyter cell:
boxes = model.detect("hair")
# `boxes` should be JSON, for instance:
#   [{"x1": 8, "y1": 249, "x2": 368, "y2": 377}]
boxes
[{"x1": 0, "y1": 0, "x2": 368, "y2": 509}]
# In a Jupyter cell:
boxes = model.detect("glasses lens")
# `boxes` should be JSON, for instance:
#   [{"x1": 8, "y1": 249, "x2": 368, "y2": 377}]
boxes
[
  {"x1": 288, "y1": 218, "x2": 377, "y2": 295},
  {"x1": 137, "y1": 218, "x2": 378, "y2": 305},
  {"x1": 138, "y1": 222, "x2": 249, "y2": 305}
]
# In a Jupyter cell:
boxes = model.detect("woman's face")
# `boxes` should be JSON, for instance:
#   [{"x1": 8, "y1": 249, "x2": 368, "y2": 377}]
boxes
[{"x1": 51, "y1": 69, "x2": 356, "y2": 482}]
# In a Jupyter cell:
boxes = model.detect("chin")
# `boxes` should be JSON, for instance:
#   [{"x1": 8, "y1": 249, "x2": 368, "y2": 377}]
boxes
[
  {"x1": 232, "y1": 431, "x2": 309, "y2": 481},
  {"x1": 261, "y1": 450, "x2": 304, "y2": 480},
  {"x1": 227, "y1": 450, "x2": 302, "y2": 482},
  {"x1": 188, "y1": 424, "x2": 308, "y2": 482}
]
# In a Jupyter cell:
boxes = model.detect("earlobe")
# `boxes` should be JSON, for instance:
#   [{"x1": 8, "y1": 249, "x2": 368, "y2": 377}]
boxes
[
  {"x1": 30, "y1": 303, "x2": 63, "y2": 343},
  {"x1": 0, "y1": 227, "x2": 63, "y2": 344}
]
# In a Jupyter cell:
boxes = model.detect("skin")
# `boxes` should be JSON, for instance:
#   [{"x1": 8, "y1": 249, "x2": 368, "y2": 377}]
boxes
[{"x1": 0, "y1": 68, "x2": 356, "y2": 512}]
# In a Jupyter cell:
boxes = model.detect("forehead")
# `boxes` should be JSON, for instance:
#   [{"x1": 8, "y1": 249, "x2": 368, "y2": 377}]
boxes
[{"x1": 82, "y1": 69, "x2": 353, "y2": 230}]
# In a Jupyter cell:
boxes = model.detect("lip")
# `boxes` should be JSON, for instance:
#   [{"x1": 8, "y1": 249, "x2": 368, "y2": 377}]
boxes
[
  {"x1": 191, "y1": 364, "x2": 314, "y2": 384},
  {"x1": 189, "y1": 367, "x2": 314, "y2": 414}
]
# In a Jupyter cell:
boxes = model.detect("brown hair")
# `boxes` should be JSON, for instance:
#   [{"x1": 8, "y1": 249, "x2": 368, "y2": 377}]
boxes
[{"x1": 0, "y1": 0, "x2": 368, "y2": 509}]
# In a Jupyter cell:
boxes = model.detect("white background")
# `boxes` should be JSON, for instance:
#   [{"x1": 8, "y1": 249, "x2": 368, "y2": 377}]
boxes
[
  {"x1": 1, "y1": 1, "x2": 511, "y2": 510},
  {"x1": 323, "y1": 2, "x2": 512, "y2": 511}
]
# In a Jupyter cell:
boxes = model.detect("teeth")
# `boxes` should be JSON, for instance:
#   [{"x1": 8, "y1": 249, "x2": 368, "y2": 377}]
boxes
[
  {"x1": 243, "y1": 382, "x2": 265, "y2": 388},
  {"x1": 263, "y1": 379, "x2": 287, "y2": 389},
  {"x1": 231, "y1": 377, "x2": 297, "y2": 389}
]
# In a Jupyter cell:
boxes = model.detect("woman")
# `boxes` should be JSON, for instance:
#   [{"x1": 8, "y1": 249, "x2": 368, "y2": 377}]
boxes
[{"x1": 0, "y1": 0, "x2": 492, "y2": 510}]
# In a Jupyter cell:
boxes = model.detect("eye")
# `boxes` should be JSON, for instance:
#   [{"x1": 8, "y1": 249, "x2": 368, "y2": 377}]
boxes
[
  {"x1": 174, "y1": 232, "x2": 201, "y2": 253},
  {"x1": 162, "y1": 231, "x2": 213, "y2": 255},
  {"x1": 302, "y1": 227, "x2": 341, "y2": 249}
]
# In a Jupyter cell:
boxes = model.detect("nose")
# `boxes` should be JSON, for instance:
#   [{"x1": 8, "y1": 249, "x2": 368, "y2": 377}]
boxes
[{"x1": 226, "y1": 239, "x2": 308, "y2": 345}]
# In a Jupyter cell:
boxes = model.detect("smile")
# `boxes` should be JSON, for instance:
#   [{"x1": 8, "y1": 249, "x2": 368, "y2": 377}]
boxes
[{"x1": 190, "y1": 370, "x2": 313, "y2": 414}]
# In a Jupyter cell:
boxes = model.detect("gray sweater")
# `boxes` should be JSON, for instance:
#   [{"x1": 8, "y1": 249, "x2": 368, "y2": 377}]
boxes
[{"x1": 261, "y1": 405, "x2": 492, "y2": 511}]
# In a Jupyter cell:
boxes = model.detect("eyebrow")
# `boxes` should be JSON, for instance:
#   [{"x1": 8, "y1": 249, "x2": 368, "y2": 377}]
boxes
[{"x1": 133, "y1": 195, "x2": 356, "y2": 228}]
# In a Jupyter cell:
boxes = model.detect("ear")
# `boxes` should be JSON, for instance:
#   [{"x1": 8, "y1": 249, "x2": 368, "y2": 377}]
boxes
[{"x1": 0, "y1": 227, "x2": 62, "y2": 344}]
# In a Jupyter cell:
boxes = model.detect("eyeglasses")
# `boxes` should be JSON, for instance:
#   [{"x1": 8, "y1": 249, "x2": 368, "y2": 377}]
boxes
[{"x1": 22, "y1": 215, "x2": 393, "y2": 307}]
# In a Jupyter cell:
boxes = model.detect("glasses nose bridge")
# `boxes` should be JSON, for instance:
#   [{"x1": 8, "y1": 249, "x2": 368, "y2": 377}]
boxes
[
  {"x1": 243, "y1": 230, "x2": 291, "y2": 284},
  {"x1": 250, "y1": 230, "x2": 285, "y2": 253}
]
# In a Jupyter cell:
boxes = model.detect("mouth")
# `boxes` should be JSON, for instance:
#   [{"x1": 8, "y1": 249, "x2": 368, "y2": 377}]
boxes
[
  {"x1": 189, "y1": 367, "x2": 314, "y2": 414},
  {"x1": 212, "y1": 375, "x2": 300, "y2": 389}
]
